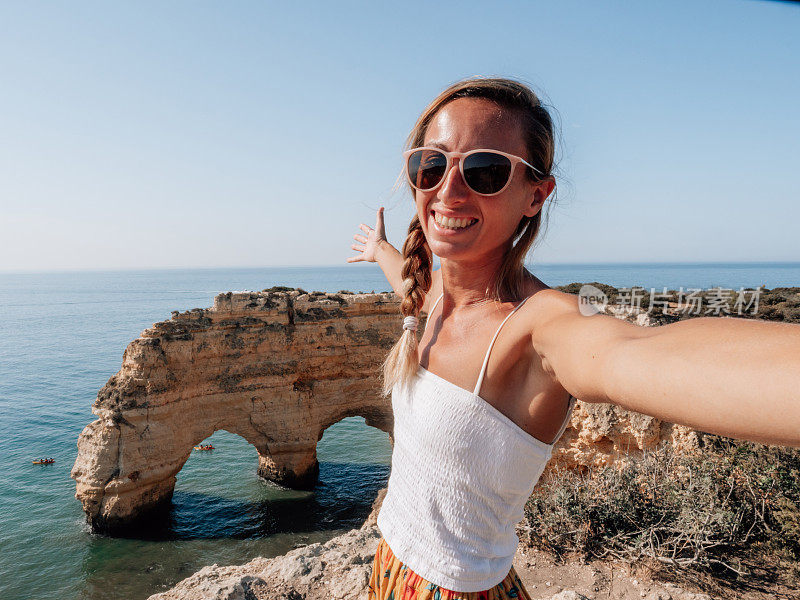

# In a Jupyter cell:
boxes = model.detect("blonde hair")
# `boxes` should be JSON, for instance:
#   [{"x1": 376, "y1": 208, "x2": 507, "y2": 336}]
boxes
[{"x1": 381, "y1": 77, "x2": 558, "y2": 397}]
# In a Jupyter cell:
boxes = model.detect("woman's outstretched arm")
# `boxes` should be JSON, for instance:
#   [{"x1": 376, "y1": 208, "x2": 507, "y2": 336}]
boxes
[{"x1": 530, "y1": 290, "x2": 800, "y2": 447}]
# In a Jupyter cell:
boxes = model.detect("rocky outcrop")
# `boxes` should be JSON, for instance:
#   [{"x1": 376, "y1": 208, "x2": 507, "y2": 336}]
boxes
[
  {"x1": 72, "y1": 290, "x2": 699, "y2": 535},
  {"x1": 148, "y1": 521, "x2": 383, "y2": 600},
  {"x1": 71, "y1": 289, "x2": 402, "y2": 534}
]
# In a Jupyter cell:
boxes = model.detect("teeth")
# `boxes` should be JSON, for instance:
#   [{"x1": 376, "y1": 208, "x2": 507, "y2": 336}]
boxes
[{"x1": 434, "y1": 212, "x2": 475, "y2": 230}]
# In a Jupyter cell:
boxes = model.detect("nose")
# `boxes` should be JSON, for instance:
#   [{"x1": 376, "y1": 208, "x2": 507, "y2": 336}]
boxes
[{"x1": 437, "y1": 157, "x2": 470, "y2": 204}]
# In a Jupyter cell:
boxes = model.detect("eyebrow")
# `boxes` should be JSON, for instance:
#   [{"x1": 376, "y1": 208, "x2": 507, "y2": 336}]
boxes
[{"x1": 424, "y1": 141, "x2": 448, "y2": 150}]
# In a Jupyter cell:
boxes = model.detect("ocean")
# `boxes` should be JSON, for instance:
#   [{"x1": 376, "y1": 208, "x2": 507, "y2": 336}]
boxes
[{"x1": 1, "y1": 262, "x2": 798, "y2": 600}]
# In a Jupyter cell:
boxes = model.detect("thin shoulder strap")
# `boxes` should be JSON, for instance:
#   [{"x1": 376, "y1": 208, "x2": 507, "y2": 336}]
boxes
[
  {"x1": 423, "y1": 293, "x2": 444, "y2": 334},
  {"x1": 549, "y1": 395, "x2": 577, "y2": 445},
  {"x1": 473, "y1": 295, "x2": 535, "y2": 396}
]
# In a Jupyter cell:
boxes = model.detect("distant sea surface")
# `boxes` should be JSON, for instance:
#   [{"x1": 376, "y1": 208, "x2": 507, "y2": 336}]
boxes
[{"x1": 1, "y1": 263, "x2": 798, "y2": 600}]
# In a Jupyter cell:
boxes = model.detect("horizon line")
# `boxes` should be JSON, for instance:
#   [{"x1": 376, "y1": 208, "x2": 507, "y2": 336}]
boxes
[{"x1": 2, "y1": 260, "x2": 800, "y2": 276}]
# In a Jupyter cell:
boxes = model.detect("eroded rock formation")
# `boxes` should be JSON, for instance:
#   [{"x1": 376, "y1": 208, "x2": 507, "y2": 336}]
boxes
[
  {"x1": 72, "y1": 290, "x2": 699, "y2": 535},
  {"x1": 71, "y1": 290, "x2": 402, "y2": 533}
]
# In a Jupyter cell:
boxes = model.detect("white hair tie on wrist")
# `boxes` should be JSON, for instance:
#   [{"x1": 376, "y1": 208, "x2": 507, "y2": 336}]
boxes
[{"x1": 402, "y1": 316, "x2": 419, "y2": 332}]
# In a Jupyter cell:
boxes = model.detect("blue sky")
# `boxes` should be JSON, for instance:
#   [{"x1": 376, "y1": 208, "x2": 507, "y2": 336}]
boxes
[{"x1": 1, "y1": 0, "x2": 798, "y2": 272}]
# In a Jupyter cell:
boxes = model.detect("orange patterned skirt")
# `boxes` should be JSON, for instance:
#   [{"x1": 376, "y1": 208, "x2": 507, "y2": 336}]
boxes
[{"x1": 367, "y1": 537, "x2": 532, "y2": 600}]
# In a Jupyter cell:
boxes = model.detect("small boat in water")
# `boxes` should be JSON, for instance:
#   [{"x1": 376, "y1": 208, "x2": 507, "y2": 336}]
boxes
[
  {"x1": 33, "y1": 458, "x2": 55, "y2": 465},
  {"x1": 193, "y1": 445, "x2": 215, "y2": 451}
]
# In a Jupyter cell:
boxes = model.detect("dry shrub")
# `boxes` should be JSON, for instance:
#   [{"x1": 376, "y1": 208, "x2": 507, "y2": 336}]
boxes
[{"x1": 522, "y1": 437, "x2": 800, "y2": 579}]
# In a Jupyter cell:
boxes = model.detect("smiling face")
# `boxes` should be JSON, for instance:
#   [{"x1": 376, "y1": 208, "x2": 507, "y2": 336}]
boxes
[{"x1": 414, "y1": 97, "x2": 547, "y2": 264}]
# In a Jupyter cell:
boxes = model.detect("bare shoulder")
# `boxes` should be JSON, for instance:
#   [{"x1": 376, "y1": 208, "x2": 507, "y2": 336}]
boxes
[
  {"x1": 519, "y1": 286, "x2": 649, "y2": 402},
  {"x1": 522, "y1": 286, "x2": 644, "y2": 344},
  {"x1": 525, "y1": 287, "x2": 580, "y2": 319},
  {"x1": 517, "y1": 287, "x2": 581, "y2": 352}
]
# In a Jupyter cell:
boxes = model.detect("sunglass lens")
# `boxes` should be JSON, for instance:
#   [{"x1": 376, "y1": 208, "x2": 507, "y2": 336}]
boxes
[
  {"x1": 408, "y1": 149, "x2": 447, "y2": 191},
  {"x1": 463, "y1": 152, "x2": 512, "y2": 195}
]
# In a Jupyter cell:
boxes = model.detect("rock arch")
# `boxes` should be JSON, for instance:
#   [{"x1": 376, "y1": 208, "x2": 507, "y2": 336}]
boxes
[{"x1": 71, "y1": 290, "x2": 401, "y2": 534}]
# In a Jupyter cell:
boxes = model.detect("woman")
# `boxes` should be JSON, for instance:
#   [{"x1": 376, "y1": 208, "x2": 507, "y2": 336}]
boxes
[{"x1": 347, "y1": 77, "x2": 800, "y2": 600}]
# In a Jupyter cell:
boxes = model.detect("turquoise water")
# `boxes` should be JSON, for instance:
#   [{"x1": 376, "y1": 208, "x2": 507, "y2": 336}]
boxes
[{"x1": 1, "y1": 263, "x2": 798, "y2": 600}]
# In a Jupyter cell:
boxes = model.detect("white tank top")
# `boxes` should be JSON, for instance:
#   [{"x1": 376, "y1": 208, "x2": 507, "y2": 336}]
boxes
[{"x1": 377, "y1": 292, "x2": 576, "y2": 592}]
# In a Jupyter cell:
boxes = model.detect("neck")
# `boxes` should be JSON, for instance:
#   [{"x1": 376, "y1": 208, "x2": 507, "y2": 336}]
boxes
[{"x1": 439, "y1": 251, "x2": 509, "y2": 310}]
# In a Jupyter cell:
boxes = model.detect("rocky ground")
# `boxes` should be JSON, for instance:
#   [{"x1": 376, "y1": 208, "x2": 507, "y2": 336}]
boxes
[
  {"x1": 148, "y1": 490, "x2": 795, "y2": 600},
  {"x1": 144, "y1": 523, "x2": 728, "y2": 600}
]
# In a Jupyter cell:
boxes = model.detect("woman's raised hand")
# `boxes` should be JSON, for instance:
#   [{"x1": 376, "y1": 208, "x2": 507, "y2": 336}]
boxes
[{"x1": 347, "y1": 207, "x2": 387, "y2": 263}]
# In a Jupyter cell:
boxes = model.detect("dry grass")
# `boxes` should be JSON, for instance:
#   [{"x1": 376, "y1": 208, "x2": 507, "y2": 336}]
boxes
[{"x1": 522, "y1": 437, "x2": 800, "y2": 584}]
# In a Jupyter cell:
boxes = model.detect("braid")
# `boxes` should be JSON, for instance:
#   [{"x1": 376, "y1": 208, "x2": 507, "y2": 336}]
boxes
[
  {"x1": 400, "y1": 215, "x2": 432, "y2": 317},
  {"x1": 381, "y1": 215, "x2": 432, "y2": 396}
]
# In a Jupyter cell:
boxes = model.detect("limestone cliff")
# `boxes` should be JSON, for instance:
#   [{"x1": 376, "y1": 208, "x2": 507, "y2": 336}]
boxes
[
  {"x1": 71, "y1": 290, "x2": 401, "y2": 533},
  {"x1": 72, "y1": 290, "x2": 699, "y2": 534}
]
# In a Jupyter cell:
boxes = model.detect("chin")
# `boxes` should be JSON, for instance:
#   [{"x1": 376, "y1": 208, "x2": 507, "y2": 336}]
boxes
[
  {"x1": 426, "y1": 240, "x2": 473, "y2": 262},
  {"x1": 422, "y1": 220, "x2": 481, "y2": 259}
]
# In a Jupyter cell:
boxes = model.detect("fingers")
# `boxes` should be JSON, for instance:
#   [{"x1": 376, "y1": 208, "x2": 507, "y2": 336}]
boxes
[{"x1": 349, "y1": 209, "x2": 385, "y2": 265}]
